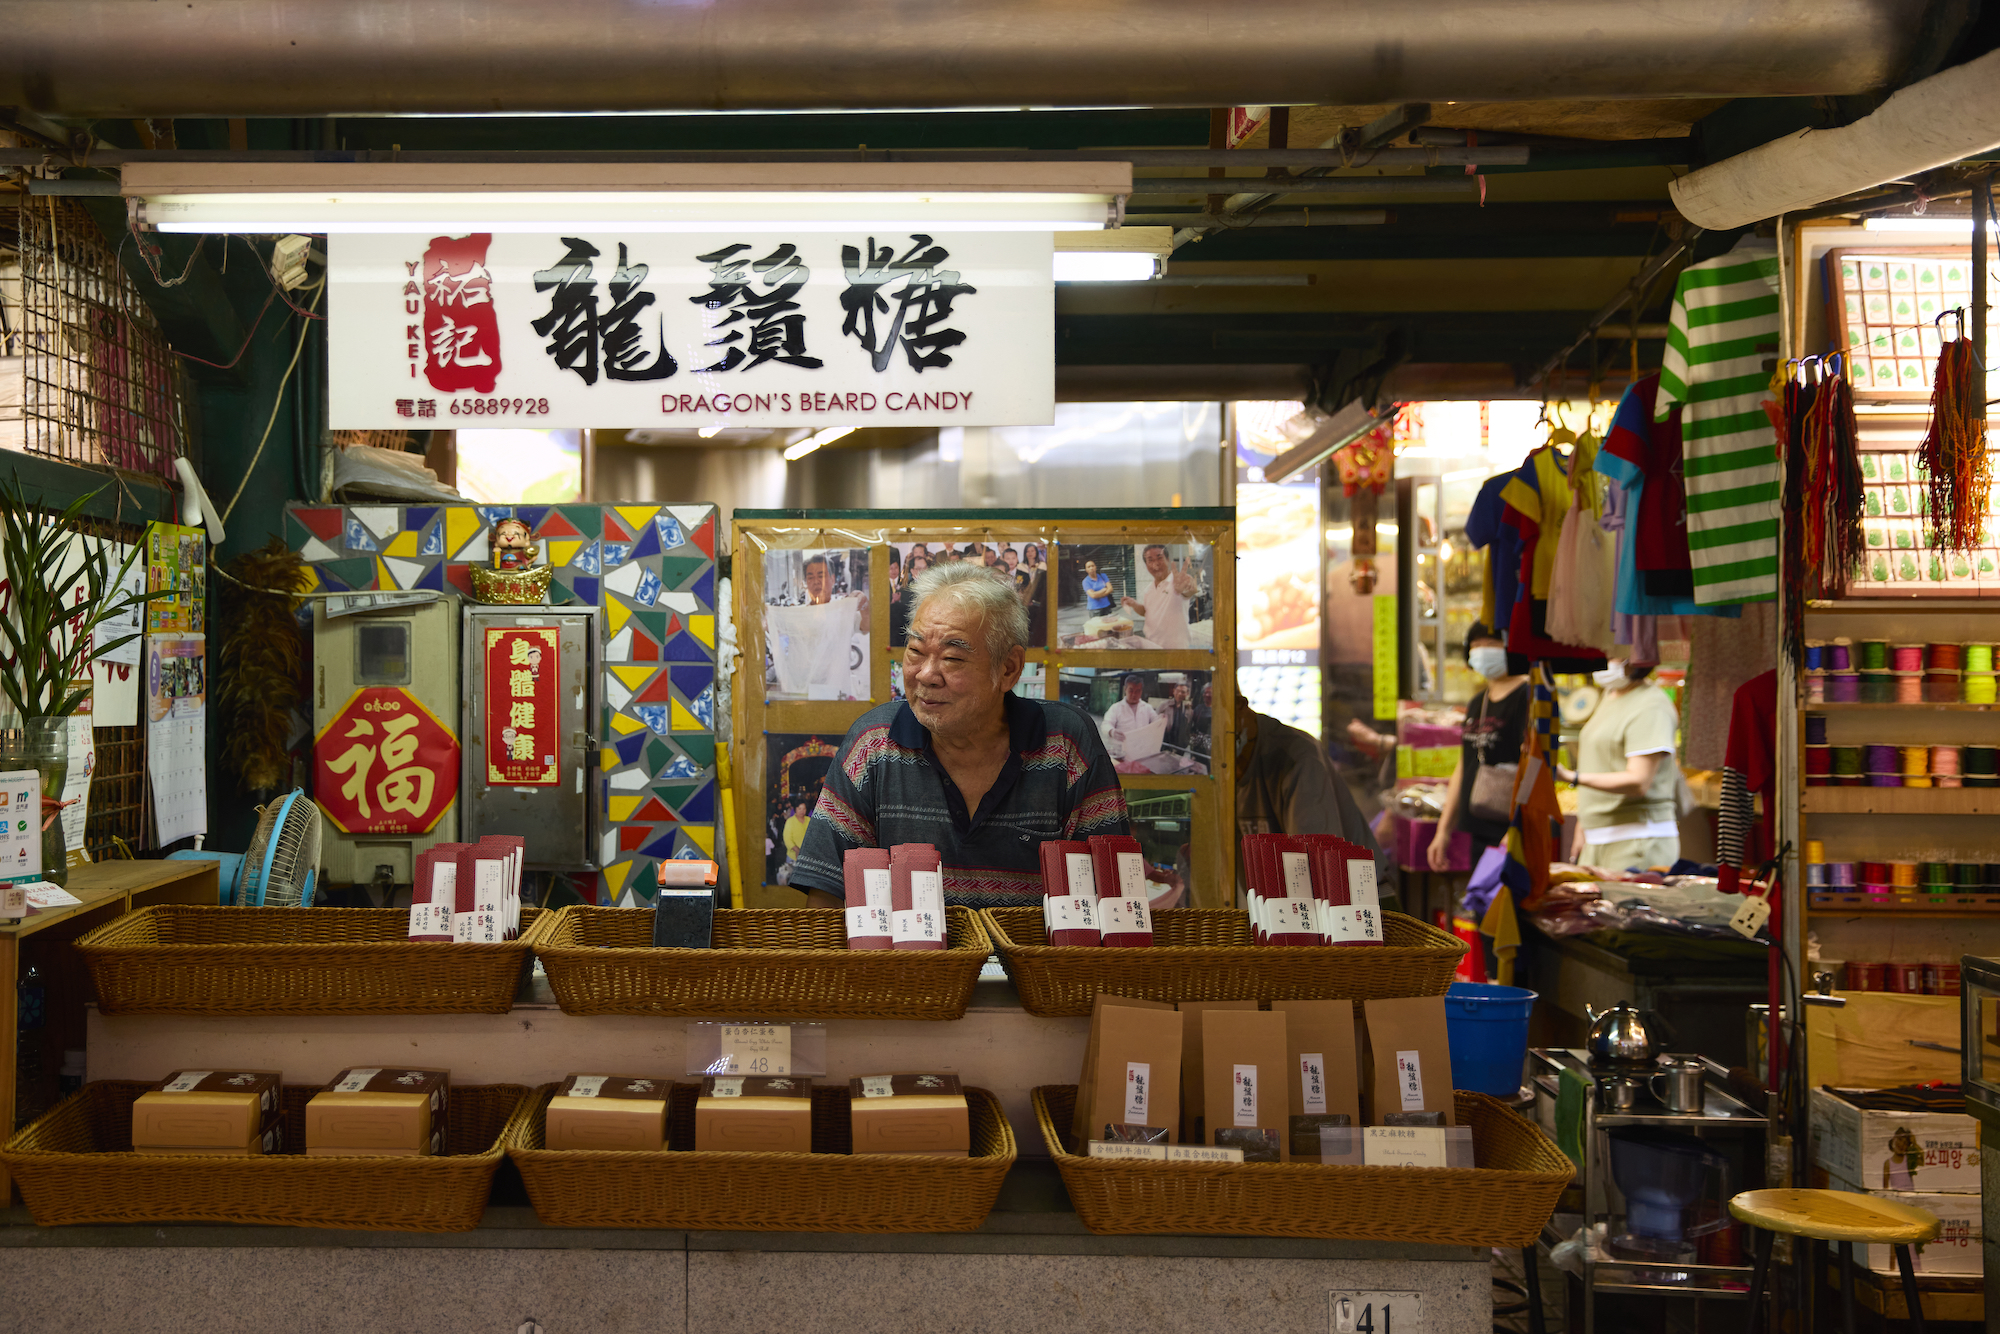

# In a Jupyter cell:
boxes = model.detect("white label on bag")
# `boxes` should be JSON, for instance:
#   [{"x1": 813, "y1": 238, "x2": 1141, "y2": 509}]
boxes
[
  {"x1": 1302, "y1": 1054, "x2": 1327, "y2": 1114},
  {"x1": 845, "y1": 904, "x2": 892, "y2": 940},
  {"x1": 1116, "y1": 850, "x2": 1147, "y2": 897},
  {"x1": 1396, "y1": 1051, "x2": 1425, "y2": 1112},
  {"x1": 334, "y1": 1068, "x2": 383, "y2": 1094},
  {"x1": 1324, "y1": 905, "x2": 1367, "y2": 944},
  {"x1": 1233, "y1": 1064, "x2": 1258, "y2": 1126},
  {"x1": 407, "y1": 903, "x2": 452, "y2": 938},
  {"x1": 908, "y1": 869, "x2": 943, "y2": 915},
  {"x1": 1099, "y1": 897, "x2": 1150, "y2": 938},
  {"x1": 1063, "y1": 852, "x2": 1097, "y2": 898},
  {"x1": 862, "y1": 867, "x2": 892, "y2": 909},
  {"x1": 1363, "y1": 1126, "x2": 1450, "y2": 1168},
  {"x1": 1047, "y1": 895, "x2": 1098, "y2": 934},
  {"x1": 1346, "y1": 859, "x2": 1379, "y2": 909},
  {"x1": 892, "y1": 907, "x2": 943, "y2": 945},
  {"x1": 162, "y1": 1071, "x2": 213, "y2": 1093},
  {"x1": 1089, "y1": 1140, "x2": 1166, "y2": 1161},
  {"x1": 1124, "y1": 1061, "x2": 1150, "y2": 1121},
  {"x1": 709, "y1": 1077, "x2": 744, "y2": 1098},
  {"x1": 1272, "y1": 898, "x2": 1317, "y2": 937},
  {"x1": 568, "y1": 1076, "x2": 608, "y2": 1098},
  {"x1": 859, "y1": 1075, "x2": 896, "y2": 1099},
  {"x1": 1167, "y1": 1144, "x2": 1244, "y2": 1164},
  {"x1": 451, "y1": 912, "x2": 477, "y2": 943},
  {"x1": 429, "y1": 860, "x2": 456, "y2": 906},
  {"x1": 1280, "y1": 850, "x2": 1313, "y2": 900}
]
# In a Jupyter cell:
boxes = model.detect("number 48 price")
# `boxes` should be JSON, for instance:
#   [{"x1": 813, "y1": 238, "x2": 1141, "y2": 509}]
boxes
[{"x1": 1331, "y1": 1291, "x2": 1421, "y2": 1334}]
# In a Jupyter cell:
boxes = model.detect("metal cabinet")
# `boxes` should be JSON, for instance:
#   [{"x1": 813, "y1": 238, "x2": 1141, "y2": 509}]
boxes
[{"x1": 459, "y1": 607, "x2": 599, "y2": 869}]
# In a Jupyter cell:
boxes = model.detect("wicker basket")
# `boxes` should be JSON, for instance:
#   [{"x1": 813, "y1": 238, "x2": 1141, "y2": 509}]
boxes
[
  {"x1": 74, "y1": 906, "x2": 549, "y2": 1015},
  {"x1": 982, "y1": 908, "x2": 1466, "y2": 1016},
  {"x1": 1, "y1": 1080, "x2": 532, "y2": 1230},
  {"x1": 531, "y1": 906, "x2": 992, "y2": 1019},
  {"x1": 507, "y1": 1081, "x2": 1016, "y2": 1231},
  {"x1": 1034, "y1": 1085, "x2": 1571, "y2": 1245}
]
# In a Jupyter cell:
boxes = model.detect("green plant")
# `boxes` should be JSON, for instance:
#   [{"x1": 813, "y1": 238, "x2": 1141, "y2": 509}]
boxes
[{"x1": 0, "y1": 475, "x2": 155, "y2": 719}]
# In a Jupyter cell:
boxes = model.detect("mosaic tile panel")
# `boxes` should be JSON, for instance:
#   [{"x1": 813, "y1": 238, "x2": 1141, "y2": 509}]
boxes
[{"x1": 288, "y1": 501, "x2": 719, "y2": 904}]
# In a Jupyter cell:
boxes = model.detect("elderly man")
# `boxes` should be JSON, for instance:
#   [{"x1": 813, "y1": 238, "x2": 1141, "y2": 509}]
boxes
[
  {"x1": 1103, "y1": 673, "x2": 1157, "y2": 748},
  {"x1": 1121, "y1": 544, "x2": 1197, "y2": 649},
  {"x1": 792, "y1": 563, "x2": 1130, "y2": 907}
]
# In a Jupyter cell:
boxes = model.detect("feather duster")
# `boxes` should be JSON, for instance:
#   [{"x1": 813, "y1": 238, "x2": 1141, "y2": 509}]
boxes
[{"x1": 217, "y1": 538, "x2": 308, "y2": 793}]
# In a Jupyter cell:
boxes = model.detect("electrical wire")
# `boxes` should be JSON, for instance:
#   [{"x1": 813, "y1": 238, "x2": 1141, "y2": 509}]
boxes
[{"x1": 220, "y1": 279, "x2": 322, "y2": 525}]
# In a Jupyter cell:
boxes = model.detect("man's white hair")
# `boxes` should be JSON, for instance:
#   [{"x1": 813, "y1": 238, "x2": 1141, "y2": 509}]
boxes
[{"x1": 906, "y1": 562, "x2": 1029, "y2": 671}]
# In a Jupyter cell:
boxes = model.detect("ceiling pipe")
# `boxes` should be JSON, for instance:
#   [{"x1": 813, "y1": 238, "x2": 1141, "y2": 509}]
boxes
[
  {"x1": 1, "y1": 0, "x2": 1952, "y2": 117},
  {"x1": 1670, "y1": 46, "x2": 2000, "y2": 229}
]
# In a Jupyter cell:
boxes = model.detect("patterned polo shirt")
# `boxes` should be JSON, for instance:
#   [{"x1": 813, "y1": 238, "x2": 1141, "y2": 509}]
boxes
[{"x1": 791, "y1": 693, "x2": 1130, "y2": 908}]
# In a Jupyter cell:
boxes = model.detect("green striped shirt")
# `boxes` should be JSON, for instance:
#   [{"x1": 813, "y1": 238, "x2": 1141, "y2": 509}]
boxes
[{"x1": 1655, "y1": 242, "x2": 1781, "y2": 605}]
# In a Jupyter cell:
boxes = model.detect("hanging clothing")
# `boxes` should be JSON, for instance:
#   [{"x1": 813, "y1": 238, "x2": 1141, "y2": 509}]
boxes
[
  {"x1": 1596, "y1": 380, "x2": 1742, "y2": 625},
  {"x1": 1683, "y1": 602, "x2": 1777, "y2": 770},
  {"x1": 1466, "y1": 473, "x2": 1520, "y2": 632},
  {"x1": 1500, "y1": 446, "x2": 1607, "y2": 669},
  {"x1": 1547, "y1": 440, "x2": 1617, "y2": 652},
  {"x1": 1656, "y1": 238, "x2": 1783, "y2": 606},
  {"x1": 1716, "y1": 669, "x2": 1779, "y2": 895}
]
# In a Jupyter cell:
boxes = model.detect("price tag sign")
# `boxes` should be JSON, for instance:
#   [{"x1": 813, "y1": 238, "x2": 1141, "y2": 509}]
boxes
[
  {"x1": 717, "y1": 1024, "x2": 791, "y2": 1075},
  {"x1": 1331, "y1": 1290, "x2": 1423, "y2": 1333}
]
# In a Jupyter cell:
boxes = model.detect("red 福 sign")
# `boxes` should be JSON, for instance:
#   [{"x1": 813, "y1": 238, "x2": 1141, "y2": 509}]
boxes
[
  {"x1": 485, "y1": 626, "x2": 560, "y2": 786},
  {"x1": 313, "y1": 687, "x2": 459, "y2": 835}
]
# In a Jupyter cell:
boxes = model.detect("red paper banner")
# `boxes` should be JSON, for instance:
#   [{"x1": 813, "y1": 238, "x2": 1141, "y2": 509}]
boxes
[
  {"x1": 312, "y1": 687, "x2": 459, "y2": 835},
  {"x1": 485, "y1": 626, "x2": 561, "y2": 786}
]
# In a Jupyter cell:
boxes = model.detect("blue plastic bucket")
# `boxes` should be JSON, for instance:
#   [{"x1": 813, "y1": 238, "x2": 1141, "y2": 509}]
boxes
[{"x1": 1445, "y1": 982, "x2": 1537, "y2": 1097}]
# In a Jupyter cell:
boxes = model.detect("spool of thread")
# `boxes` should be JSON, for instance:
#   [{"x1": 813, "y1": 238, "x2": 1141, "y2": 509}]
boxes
[
  {"x1": 1933, "y1": 746, "x2": 1962, "y2": 776},
  {"x1": 1936, "y1": 773, "x2": 1963, "y2": 788},
  {"x1": 1862, "y1": 677, "x2": 1898, "y2": 704},
  {"x1": 1902, "y1": 745, "x2": 1931, "y2": 775},
  {"x1": 1806, "y1": 862, "x2": 1828, "y2": 885},
  {"x1": 1805, "y1": 642, "x2": 1826, "y2": 672},
  {"x1": 1967, "y1": 746, "x2": 2000, "y2": 775},
  {"x1": 1829, "y1": 861, "x2": 1857, "y2": 887},
  {"x1": 1966, "y1": 674, "x2": 1998, "y2": 705},
  {"x1": 1869, "y1": 773, "x2": 1906, "y2": 787},
  {"x1": 1858, "y1": 640, "x2": 1890, "y2": 671},
  {"x1": 1805, "y1": 746, "x2": 1833, "y2": 776},
  {"x1": 1920, "y1": 861, "x2": 1952, "y2": 885},
  {"x1": 1956, "y1": 862, "x2": 1985, "y2": 888},
  {"x1": 1896, "y1": 676, "x2": 1924, "y2": 703},
  {"x1": 1805, "y1": 840, "x2": 1825, "y2": 863},
  {"x1": 1890, "y1": 643, "x2": 1925, "y2": 672},
  {"x1": 1965, "y1": 643, "x2": 1995, "y2": 674},
  {"x1": 1806, "y1": 676, "x2": 1827, "y2": 702},
  {"x1": 1860, "y1": 861, "x2": 1891, "y2": 883},
  {"x1": 1827, "y1": 640, "x2": 1853, "y2": 671},
  {"x1": 1987, "y1": 862, "x2": 2000, "y2": 887},
  {"x1": 1890, "y1": 861, "x2": 1919, "y2": 887},
  {"x1": 1804, "y1": 714, "x2": 1829, "y2": 745},
  {"x1": 1927, "y1": 642, "x2": 1963, "y2": 671},
  {"x1": 1905, "y1": 772, "x2": 1933, "y2": 787},
  {"x1": 1970, "y1": 774, "x2": 2000, "y2": 788},
  {"x1": 1865, "y1": 744, "x2": 1901, "y2": 773},
  {"x1": 1827, "y1": 674, "x2": 1861, "y2": 703},
  {"x1": 1864, "y1": 882, "x2": 1893, "y2": 899},
  {"x1": 1832, "y1": 746, "x2": 1865, "y2": 776}
]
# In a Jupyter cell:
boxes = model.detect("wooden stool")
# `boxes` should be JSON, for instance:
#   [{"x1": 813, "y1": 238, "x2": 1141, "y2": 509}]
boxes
[{"x1": 1731, "y1": 1188, "x2": 1941, "y2": 1334}]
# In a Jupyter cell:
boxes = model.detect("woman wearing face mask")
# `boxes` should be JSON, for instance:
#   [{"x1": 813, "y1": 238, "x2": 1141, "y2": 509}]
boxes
[
  {"x1": 1428, "y1": 624, "x2": 1531, "y2": 871},
  {"x1": 1555, "y1": 660, "x2": 1681, "y2": 870}
]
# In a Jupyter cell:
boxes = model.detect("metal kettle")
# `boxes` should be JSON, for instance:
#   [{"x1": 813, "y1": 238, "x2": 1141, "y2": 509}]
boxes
[{"x1": 1585, "y1": 1001, "x2": 1662, "y2": 1065}]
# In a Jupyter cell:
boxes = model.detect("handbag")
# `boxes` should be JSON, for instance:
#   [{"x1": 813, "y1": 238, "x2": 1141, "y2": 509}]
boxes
[{"x1": 1465, "y1": 693, "x2": 1520, "y2": 823}]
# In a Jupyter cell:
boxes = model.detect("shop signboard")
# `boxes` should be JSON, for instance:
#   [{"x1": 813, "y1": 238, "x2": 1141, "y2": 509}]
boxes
[
  {"x1": 327, "y1": 231, "x2": 1053, "y2": 428},
  {"x1": 482, "y1": 625, "x2": 561, "y2": 787},
  {"x1": 313, "y1": 686, "x2": 459, "y2": 835}
]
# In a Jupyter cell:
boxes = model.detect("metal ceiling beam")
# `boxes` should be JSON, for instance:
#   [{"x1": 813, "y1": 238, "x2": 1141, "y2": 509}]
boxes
[{"x1": 0, "y1": 0, "x2": 1948, "y2": 117}]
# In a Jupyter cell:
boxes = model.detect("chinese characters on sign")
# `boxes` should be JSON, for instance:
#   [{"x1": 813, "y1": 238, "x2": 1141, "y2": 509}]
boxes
[
  {"x1": 312, "y1": 687, "x2": 460, "y2": 835},
  {"x1": 484, "y1": 626, "x2": 561, "y2": 787},
  {"x1": 330, "y1": 231, "x2": 1051, "y2": 428}
]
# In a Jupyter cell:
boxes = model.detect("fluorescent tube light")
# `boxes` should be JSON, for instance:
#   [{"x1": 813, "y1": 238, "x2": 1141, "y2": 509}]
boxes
[
  {"x1": 1054, "y1": 250, "x2": 1160, "y2": 282},
  {"x1": 783, "y1": 426, "x2": 856, "y2": 462},
  {"x1": 1861, "y1": 216, "x2": 1975, "y2": 232}
]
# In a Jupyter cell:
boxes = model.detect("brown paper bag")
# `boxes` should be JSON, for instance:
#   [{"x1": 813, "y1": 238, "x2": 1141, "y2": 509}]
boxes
[
  {"x1": 1073, "y1": 993, "x2": 1177, "y2": 1142},
  {"x1": 1273, "y1": 998, "x2": 1362, "y2": 1154},
  {"x1": 1177, "y1": 999, "x2": 1259, "y2": 1145},
  {"x1": 1201, "y1": 1009, "x2": 1290, "y2": 1160},
  {"x1": 1362, "y1": 996, "x2": 1457, "y2": 1125},
  {"x1": 1084, "y1": 1003, "x2": 1183, "y2": 1145}
]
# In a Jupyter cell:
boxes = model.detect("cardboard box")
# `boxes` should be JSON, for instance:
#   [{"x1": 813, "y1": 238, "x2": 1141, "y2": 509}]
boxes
[
  {"x1": 544, "y1": 1074, "x2": 671, "y2": 1151},
  {"x1": 1824, "y1": 1172, "x2": 1982, "y2": 1276},
  {"x1": 1202, "y1": 1009, "x2": 1290, "y2": 1160},
  {"x1": 1073, "y1": 994, "x2": 1177, "y2": 1142},
  {"x1": 1178, "y1": 999, "x2": 1259, "y2": 1145},
  {"x1": 1273, "y1": 998, "x2": 1362, "y2": 1154},
  {"x1": 1808, "y1": 1087, "x2": 1980, "y2": 1194},
  {"x1": 694, "y1": 1075, "x2": 813, "y2": 1153},
  {"x1": 131, "y1": 1070, "x2": 282, "y2": 1151},
  {"x1": 1082, "y1": 998, "x2": 1183, "y2": 1145},
  {"x1": 305, "y1": 1067, "x2": 449, "y2": 1157},
  {"x1": 849, "y1": 1073, "x2": 970, "y2": 1157},
  {"x1": 1362, "y1": 997, "x2": 1456, "y2": 1126}
]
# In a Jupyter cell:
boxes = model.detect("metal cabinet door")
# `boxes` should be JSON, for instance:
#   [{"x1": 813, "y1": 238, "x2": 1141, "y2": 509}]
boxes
[{"x1": 461, "y1": 608, "x2": 599, "y2": 868}]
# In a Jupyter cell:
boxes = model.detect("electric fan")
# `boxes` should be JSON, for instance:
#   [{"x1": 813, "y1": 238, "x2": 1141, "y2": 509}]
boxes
[{"x1": 237, "y1": 788, "x2": 323, "y2": 907}]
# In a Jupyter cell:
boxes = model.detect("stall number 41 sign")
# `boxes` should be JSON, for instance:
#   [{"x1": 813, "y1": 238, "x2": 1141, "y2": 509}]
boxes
[{"x1": 1331, "y1": 1292, "x2": 1421, "y2": 1334}]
